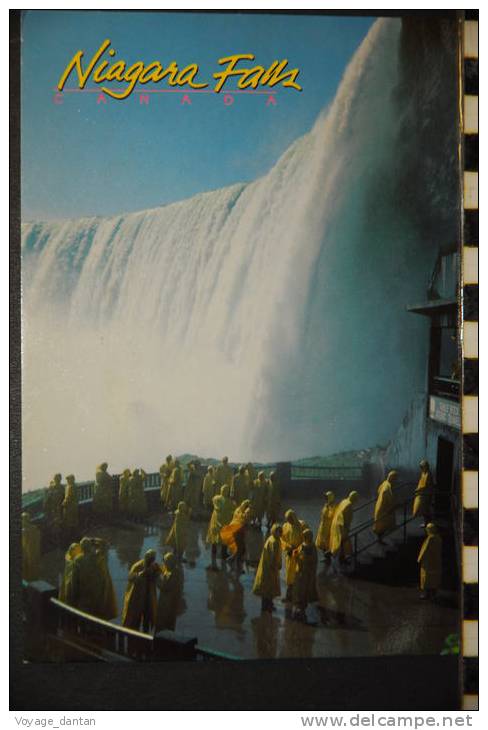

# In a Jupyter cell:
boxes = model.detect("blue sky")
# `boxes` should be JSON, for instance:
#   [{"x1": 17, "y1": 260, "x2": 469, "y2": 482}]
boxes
[{"x1": 21, "y1": 11, "x2": 374, "y2": 221}]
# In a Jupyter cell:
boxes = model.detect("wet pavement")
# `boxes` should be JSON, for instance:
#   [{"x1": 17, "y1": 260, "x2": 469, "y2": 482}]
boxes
[{"x1": 39, "y1": 498, "x2": 459, "y2": 660}]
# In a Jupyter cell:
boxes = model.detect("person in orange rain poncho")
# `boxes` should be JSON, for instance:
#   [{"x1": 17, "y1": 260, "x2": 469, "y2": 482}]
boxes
[
  {"x1": 315, "y1": 491, "x2": 336, "y2": 557},
  {"x1": 413, "y1": 460, "x2": 434, "y2": 526},
  {"x1": 281, "y1": 509, "x2": 304, "y2": 602},
  {"x1": 221, "y1": 499, "x2": 253, "y2": 575},
  {"x1": 418, "y1": 523, "x2": 442, "y2": 600},
  {"x1": 206, "y1": 485, "x2": 235, "y2": 568},
  {"x1": 122, "y1": 549, "x2": 161, "y2": 632},
  {"x1": 292, "y1": 529, "x2": 319, "y2": 622},
  {"x1": 155, "y1": 552, "x2": 184, "y2": 632},
  {"x1": 253, "y1": 523, "x2": 282, "y2": 612},
  {"x1": 166, "y1": 501, "x2": 191, "y2": 560},
  {"x1": 329, "y1": 491, "x2": 359, "y2": 572},
  {"x1": 373, "y1": 471, "x2": 398, "y2": 544},
  {"x1": 22, "y1": 512, "x2": 41, "y2": 582}
]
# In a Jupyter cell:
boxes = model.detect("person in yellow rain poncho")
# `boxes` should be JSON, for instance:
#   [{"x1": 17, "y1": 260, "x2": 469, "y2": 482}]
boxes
[
  {"x1": 266, "y1": 471, "x2": 281, "y2": 529},
  {"x1": 175, "y1": 460, "x2": 184, "y2": 482},
  {"x1": 281, "y1": 509, "x2": 304, "y2": 601},
  {"x1": 166, "y1": 461, "x2": 184, "y2": 512},
  {"x1": 119, "y1": 468, "x2": 131, "y2": 515},
  {"x1": 59, "y1": 542, "x2": 82, "y2": 604},
  {"x1": 184, "y1": 462, "x2": 202, "y2": 518},
  {"x1": 92, "y1": 537, "x2": 118, "y2": 620},
  {"x1": 92, "y1": 463, "x2": 113, "y2": 518},
  {"x1": 43, "y1": 473, "x2": 64, "y2": 539},
  {"x1": 159, "y1": 457, "x2": 170, "y2": 506},
  {"x1": 128, "y1": 468, "x2": 147, "y2": 519},
  {"x1": 231, "y1": 465, "x2": 250, "y2": 506},
  {"x1": 418, "y1": 523, "x2": 442, "y2": 600},
  {"x1": 292, "y1": 529, "x2": 319, "y2": 621},
  {"x1": 71, "y1": 537, "x2": 107, "y2": 617},
  {"x1": 413, "y1": 460, "x2": 434, "y2": 526},
  {"x1": 251, "y1": 472, "x2": 269, "y2": 527},
  {"x1": 155, "y1": 552, "x2": 184, "y2": 632},
  {"x1": 253, "y1": 523, "x2": 282, "y2": 612},
  {"x1": 22, "y1": 512, "x2": 41, "y2": 581},
  {"x1": 315, "y1": 491, "x2": 336, "y2": 556},
  {"x1": 206, "y1": 485, "x2": 235, "y2": 568},
  {"x1": 329, "y1": 491, "x2": 359, "y2": 572},
  {"x1": 160, "y1": 454, "x2": 174, "y2": 509},
  {"x1": 215, "y1": 456, "x2": 233, "y2": 489},
  {"x1": 167, "y1": 501, "x2": 191, "y2": 560},
  {"x1": 62, "y1": 474, "x2": 79, "y2": 535},
  {"x1": 221, "y1": 499, "x2": 253, "y2": 575},
  {"x1": 202, "y1": 466, "x2": 217, "y2": 515},
  {"x1": 122, "y1": 549, "x2": 161, "y2": 632},
  {"x1": 246, "y1": 462, "x2": 257, "y2": 484},
  {"x1": 373, "y1": 471, "x2": 398, "y2": 544}
]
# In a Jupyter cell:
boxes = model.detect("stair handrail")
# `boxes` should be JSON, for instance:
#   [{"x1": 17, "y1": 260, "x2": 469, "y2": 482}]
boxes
[
  {"x1": 352, "y1": 505, "x2": 418, "y2": 560},
  {"x1": 351, "y1": 491, "x2": 415, "y2": 540},
  {"x1": 351, "y1": 480, "x2": 417, "y2": 532},
  {"x1": 350, "y1": 489, "x2": 418, "y2": 560}
]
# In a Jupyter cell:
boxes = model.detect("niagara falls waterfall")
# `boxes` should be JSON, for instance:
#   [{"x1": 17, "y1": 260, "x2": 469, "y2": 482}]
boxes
[{"x1": 21, "y1": 19, "x2": 439, "y2": 489}]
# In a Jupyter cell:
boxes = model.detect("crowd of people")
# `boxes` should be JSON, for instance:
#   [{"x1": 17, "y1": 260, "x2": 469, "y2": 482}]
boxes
[{"x1": 21, "y1": 456, "x2": 443, "y2": 636}]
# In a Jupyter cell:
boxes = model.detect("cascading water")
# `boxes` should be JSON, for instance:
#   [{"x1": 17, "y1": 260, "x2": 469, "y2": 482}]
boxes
[{"x1": 21, "y1": 18, "x2": 455, "y2": 490}]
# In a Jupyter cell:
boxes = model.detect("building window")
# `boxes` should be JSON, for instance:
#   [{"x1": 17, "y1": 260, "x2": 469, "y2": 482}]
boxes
[{"x1": 430, "y1": 326, "x2": 459, "y2": 400}]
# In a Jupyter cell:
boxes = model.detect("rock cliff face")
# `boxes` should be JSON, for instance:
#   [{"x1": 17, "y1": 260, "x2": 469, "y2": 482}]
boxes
[
  {"x1": 393, "y1": 16, "x2": 460, "y2": 248},
  {"x1": 383, "y1": 16, "x2": 460, "y2": 473}
]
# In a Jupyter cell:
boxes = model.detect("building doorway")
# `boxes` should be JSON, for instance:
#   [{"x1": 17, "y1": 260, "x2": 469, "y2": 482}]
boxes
[{"x1": 435, "y1": 437, "x2": 454, "y2": 514}]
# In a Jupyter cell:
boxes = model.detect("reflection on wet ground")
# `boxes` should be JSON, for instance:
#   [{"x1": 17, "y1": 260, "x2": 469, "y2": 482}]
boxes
[{"x1": 40, "y1": 498, "x2": 459, "y2": 659}]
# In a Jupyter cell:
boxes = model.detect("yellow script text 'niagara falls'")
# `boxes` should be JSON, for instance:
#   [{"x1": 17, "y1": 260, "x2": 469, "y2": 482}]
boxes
[{"x1": 57, "y1": 40, "x2": 303, "y2": 100}]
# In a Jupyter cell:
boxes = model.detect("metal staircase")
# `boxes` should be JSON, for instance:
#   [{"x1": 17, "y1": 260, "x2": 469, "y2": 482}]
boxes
[
  {"x1": 347, "y1": 481, "x2": 460, "y2": 590},
  {"x1": 349, "y1": 482, "x2": 436, "y2": 583}
]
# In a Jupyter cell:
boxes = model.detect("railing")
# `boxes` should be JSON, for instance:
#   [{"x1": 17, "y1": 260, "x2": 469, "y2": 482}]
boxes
[
  {"x1": 23, "y1": 577, "x2": 239, "y2": 662},
  {"x1": 78, "y1": 481, "x2": 96, "y2": 503},
  {"x1": 251, "y1": 464, "x2": 277, "y2": 477},
  {"x1": 22, "y1": 462, "x2": 365, "y2": 515},
  {"x1": 144, "y1": 472, "x2": 160, "y2": 490},
  {"x1": 195, "y1": 646, "x2": 242, "y2": 661},
  {"x1": 351, "y1": 481, "x2": 416, "y2": 532},
  {"x1": 350, "y1": 496, "x2": 417, "y2": 560},
  {"x1": 291, "y1": 464, "x2": 363, "y2": 480},
  {"x1": 50, "y1": 598, "x2": 155, "y2": 660},
  {"x1": 431, "y1": 376, "x2": 460, "y2": 400},
  {"x1": 43, "y1": 595, "x2": 238, "y2": 662}
]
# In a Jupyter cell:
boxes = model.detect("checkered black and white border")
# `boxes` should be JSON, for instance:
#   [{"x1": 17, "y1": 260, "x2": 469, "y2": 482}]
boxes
[{"x1": 461, "y1": 10, "x2": 479, "y2": 713}]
